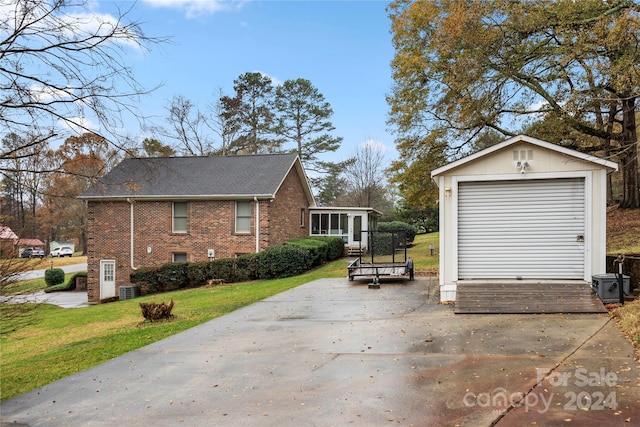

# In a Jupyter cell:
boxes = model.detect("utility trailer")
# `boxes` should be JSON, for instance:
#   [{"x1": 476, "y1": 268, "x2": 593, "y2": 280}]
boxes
[{"x1": 348, "y1": 230, "x2": 414, "y2": 286}]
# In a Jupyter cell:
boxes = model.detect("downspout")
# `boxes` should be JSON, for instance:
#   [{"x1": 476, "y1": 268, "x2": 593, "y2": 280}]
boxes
[
  {"x1": 254, "y1": 197, "x2": 260, "y2": 253},
  {"x1": 127, "y1": 198, "x2": 137, "y2": 270}
]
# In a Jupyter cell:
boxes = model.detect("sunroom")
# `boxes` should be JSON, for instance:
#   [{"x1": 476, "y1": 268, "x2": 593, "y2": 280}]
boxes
[{"x1": 308, "y1": 207, "x2": 381, "y2": 250}]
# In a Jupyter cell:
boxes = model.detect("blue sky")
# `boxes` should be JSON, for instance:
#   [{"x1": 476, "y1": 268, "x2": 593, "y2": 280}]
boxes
[{"x1": 98, "y1": 0, "x2": 397, "y2": 164}]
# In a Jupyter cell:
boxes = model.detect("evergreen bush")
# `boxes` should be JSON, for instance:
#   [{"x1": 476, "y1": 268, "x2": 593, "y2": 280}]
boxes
[
  {"x1": 285, "y1": 238, "x2": 328, "y2": 266},
  {"x1": 378, "y1": 221, "x2": 418, "y2": 243},
  {"x1": 257, "y1": 245, "x2": 312, "y2": 279},
  {"x1": 45, "y1": 271, "x2": 87, "y2": 292},
  {"x1": 44, "y1": 268, "x2": 65, "y2": 287}
]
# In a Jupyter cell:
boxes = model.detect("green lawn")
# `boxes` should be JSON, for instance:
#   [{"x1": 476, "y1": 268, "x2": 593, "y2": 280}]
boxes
[
  {"x1": 0, "y1": 257, "x2": 350, "y2": 401},
  {"x1": 0, "y1": 236, "x2": 436, "y2": 402}
]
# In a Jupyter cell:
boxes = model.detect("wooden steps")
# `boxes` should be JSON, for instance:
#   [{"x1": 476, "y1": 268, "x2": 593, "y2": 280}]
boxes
[
  {"x1": 346, "y1": 246, "x2": 365, "y2": 256},
  {"x1": 454, "y1": 281, "x2": 607, "y2": 314}
]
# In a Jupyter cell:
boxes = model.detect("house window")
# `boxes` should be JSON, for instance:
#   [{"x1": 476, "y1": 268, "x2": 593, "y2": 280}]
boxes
[
  {"x1": 300, "y1": 208, "x2": 305, "y2": 227},
  {"x1": 173, "y1": 202, "x2": 188, "y2": 233},
  {"x1": 236, "y1": 201, "x2": 251, "y2": 233},
  {"x1": 172, "y1": 252, "x2": 187, "y2": 262},
  {"x1": 311, "y1": 213, "x2": 348, "y2": 240}
]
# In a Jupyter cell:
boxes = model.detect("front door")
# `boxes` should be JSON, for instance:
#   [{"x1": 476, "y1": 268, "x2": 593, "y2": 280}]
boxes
[{"x1": 100, "y1": 260, "x2": 116, "y2": 299}]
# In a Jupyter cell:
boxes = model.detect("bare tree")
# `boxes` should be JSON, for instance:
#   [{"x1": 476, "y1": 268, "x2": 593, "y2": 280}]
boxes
[
  {"x1": 0, "y1": 0, "x2": 163, "y2": 165},
  {"x1": 0, "y1": 0, "x2": 163, "y2": 300},
  {"x1": 341, "y1": 141, "x2": 390, "y2": 211},
  {"x1": 149, "y1": 95, "x2": 218, "y2": 156},
  {"x1": 207, "y1": 87, "x2": 238, "y2": 156}
]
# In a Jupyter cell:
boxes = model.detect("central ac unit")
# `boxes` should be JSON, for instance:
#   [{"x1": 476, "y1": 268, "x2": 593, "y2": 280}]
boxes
[{"x1": 119, "y1": 285, "x2": 140, "y2": 301}]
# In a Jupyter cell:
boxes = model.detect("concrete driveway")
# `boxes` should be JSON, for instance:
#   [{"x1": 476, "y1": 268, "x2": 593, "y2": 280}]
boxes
[{"x1": 2, "y1": 278, "x2": 639, "y2": 426}]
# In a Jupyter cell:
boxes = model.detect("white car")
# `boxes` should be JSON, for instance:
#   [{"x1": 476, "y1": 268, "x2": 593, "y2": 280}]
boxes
[{"x1": 50, "y1": 246, "x2": 73, "y2": 257}]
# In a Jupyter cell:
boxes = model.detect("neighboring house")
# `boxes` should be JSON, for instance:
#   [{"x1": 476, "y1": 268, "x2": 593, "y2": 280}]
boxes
[
  {"x1": 50, "y1": 241, "x2": 76, "y2": 255},
  {"x1": 80, "y1": 154, "x2": 315, "y2": 303},
  {"x1": 17, "y1": 239, "x2": 46, "y2": 257},
  {"x1": 431, "y1": 134, "x2": 618, "y2": 304},
  {"x1": 0, "y1": 226, "x2": 18, "y2": 259}
]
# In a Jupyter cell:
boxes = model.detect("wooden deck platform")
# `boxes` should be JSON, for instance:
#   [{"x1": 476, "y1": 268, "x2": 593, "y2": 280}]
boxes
[{"x1": 454, "y1": 280, "x2": 607, "y2": 314}]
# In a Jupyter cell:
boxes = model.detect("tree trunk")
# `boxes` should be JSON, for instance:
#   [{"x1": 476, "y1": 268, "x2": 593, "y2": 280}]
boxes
[{"x1": 620, "y1": 96, "x2": 639, "y2": 209}]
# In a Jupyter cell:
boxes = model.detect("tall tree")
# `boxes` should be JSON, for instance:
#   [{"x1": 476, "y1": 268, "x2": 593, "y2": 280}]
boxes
[
  {"x1": 41, "y1": 133, "x2": 120, "y2": 252},
  {"x1": 152, "y1": 95, "x2": 215, "y2": 156},
  {"x1": 1, "y1": 133, "x2": 49, "y2": 236},
  {"x1": 140, "y1": 138, "x2": 176, "y2": 157},
  {"x1": 274, "y1": 78, "x2": 345, "y2": 176},
  {"x1": 0, "y1": 0, "x2": 161, "y2": 171},
  {"x1": 341, "y1": 142, "x2": 391, "y2": 212},
  {"x1": 314, "y1": 164, "x2": 349, "y2": 206},
  {"x1": 387, "y1": 0, "x2": 639, "y2": 208},
  {"x1": 220, "y1": 72, "x2": 280, "y2": 154}
]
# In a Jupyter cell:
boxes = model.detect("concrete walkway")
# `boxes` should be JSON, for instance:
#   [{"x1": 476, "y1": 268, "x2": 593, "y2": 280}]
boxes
[
  {"x1": 1, "y1": 278, "x2": 639, "y2": 426},
  {"x1": 0, "y1": 290, "x2": 89, "y2": 308}
]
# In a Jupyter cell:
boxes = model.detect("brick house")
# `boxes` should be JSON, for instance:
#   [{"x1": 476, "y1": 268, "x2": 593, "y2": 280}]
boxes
[{"x1": 80, "y1": 154, "x2": 315, "y2": 303}]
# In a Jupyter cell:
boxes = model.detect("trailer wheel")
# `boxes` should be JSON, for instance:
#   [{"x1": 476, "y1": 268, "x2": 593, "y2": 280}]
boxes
[{"x1": 407, "y1": 259, "x2": 414, "y2": 281}]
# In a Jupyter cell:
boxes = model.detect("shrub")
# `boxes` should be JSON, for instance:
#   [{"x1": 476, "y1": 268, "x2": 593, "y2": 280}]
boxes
[
  {"x1": 307, "y1": 236, "x2": 345, "y2": 260},
  {"x1": 257, "y1": 244, "x2": 312, "y2": 279},
  {"x1": 130, "y1": 267, "x2": 160, "y2": 295},
  {"x1": 187, "y1": 262, "x2": 210, "y2": 287},
  {"x1": 44, "y1": 268, "x2": 65, "y2": 287},
  {"x1": 285, "y1": 238, "x2": 328, "y2": 266},
  {"x1": 209, "y1": 258, "x2": 236, "y2": 282},
  {"x1": 45, "y1": 271, "x2": 87, "y2": 293},
  {"x1": 156, "y1": 262, "x2": 189, "y2": 292},
  {"x1": 377, "y1": 221, "x2": 418, "y2": 244},
  {"x1": 370, "y1": 232, "x2": 395, "y2": 256},
  {"x1": 140, "y1": 300, "x2": 174, "y2": 322},
  {"x1": 235, "y1": 254, "x2": 259, "y2": 281}
]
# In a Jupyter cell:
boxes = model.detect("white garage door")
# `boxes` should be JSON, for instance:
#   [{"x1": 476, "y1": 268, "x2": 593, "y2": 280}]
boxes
[{"x1": 458, "y1": 178, "x2": 585, "y2": 280}]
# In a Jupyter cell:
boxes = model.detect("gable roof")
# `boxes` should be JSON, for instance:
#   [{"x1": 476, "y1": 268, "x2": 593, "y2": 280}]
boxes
[
  {"x1": 431, "y1": 134, "x2": 619, "y2": 177},
  {"x1": 18, "y1": 238, "x2": 44, "y2": 247},
  {"x1": 80, "y1": 153, "x2": 315, "y2": 204},
  {"x1": 0, "y1": 226, "x2": 18, "y2": 240}
]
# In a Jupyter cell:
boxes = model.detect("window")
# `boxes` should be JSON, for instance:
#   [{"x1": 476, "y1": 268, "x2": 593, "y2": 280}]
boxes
[
  {"x1": 236, "y1": 201, "x2": 251, "y2": 233},
  {"x1": 300, "y1": 208, "x2": 305, "y2": 227},
  {"x1": 311, "y1": 212, "x2": 348, "y2": 240},
  {"x1": 172, "y1": 252, "x2": 187, "y2": 262},
  {"x1": 173, "y1": 202, "x2": 188, "y2": 233}
]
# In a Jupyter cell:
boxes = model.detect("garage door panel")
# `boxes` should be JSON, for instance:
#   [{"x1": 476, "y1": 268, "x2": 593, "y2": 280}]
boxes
[{"x1": 458, "y1": 178, "x2": 585, "y2": 280}]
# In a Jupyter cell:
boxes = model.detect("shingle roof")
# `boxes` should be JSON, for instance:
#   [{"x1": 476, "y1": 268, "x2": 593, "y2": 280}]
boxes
[
  {"x1": 80, "y1": 153, "x2": 312, "y2": 201},
  {"x1": 18, "y1": 239, "x2": 44, "y2": 246},
  {"x1": 0, "y1": 226, "x2": 18, "y2": 240}
]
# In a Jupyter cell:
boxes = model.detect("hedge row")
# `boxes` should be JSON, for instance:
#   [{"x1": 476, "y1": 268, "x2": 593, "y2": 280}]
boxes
[{"x1": 130, "y1": 236, "x2": 344, "y2": 296}]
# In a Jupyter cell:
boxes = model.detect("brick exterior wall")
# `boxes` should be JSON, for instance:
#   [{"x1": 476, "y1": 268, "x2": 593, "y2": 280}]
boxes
[
  {"x1": 266, "y1": 166, "x2": 311, "y2": 246},
  {"x1": 86, "y1": 166, "x2": 313, "y2": 303}
]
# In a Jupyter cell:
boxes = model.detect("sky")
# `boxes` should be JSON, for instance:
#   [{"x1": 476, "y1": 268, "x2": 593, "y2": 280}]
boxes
[{"x1": 94, "y1": 0, "x2": 398, "y2": 165}]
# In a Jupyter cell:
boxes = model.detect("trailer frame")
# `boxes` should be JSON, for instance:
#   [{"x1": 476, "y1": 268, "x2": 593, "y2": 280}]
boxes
[{"x1": 347, "y1": 230, "x2": 414, "y2": 283}]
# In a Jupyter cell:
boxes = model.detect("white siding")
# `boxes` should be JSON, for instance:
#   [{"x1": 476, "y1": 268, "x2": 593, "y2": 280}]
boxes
[{"x1": 458, "y1": 178, "x2": 585, "y2": 279}]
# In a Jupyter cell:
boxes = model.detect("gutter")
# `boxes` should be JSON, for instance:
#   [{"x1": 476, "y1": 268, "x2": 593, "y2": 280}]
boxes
[
  {"x1": 127, "y1": 198, "x2": 137, "y2": 270},
  {"x1": 254, "y1": 196, "x2": 260, "y2": 253}
]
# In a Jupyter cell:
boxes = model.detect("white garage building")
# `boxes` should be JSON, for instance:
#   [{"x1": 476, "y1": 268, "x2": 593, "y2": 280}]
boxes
[{"x1": 431, "y1": 135, "x2": 618, "y2": 304}]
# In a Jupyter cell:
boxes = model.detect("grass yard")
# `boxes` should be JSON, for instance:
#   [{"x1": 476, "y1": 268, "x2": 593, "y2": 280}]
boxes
[
  {"x1": 0, "y1": 255, "x2": 88, "y2": 272},
  {"x1": 1, "y1": 224, "x2": 638, "y2": 402},
  {"x1": 0, "y1": 258, "x2": 346, "y2": 401}
]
